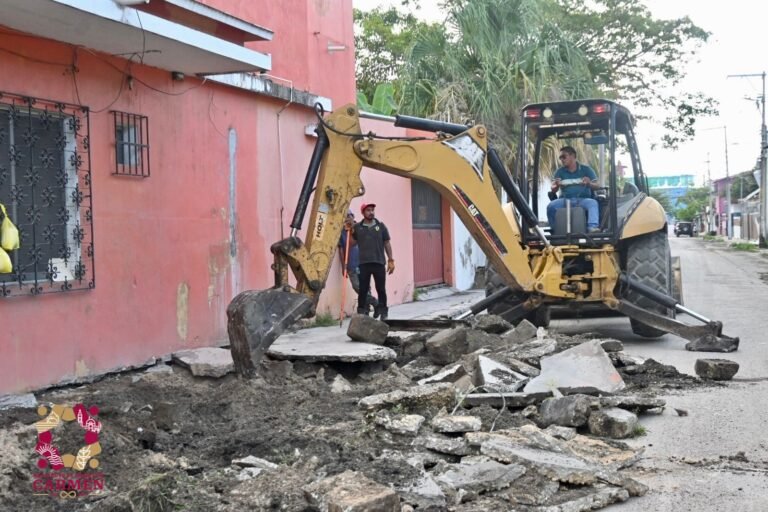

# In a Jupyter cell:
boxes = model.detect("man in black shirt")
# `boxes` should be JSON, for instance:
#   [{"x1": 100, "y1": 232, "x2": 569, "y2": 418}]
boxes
[{"x1": 346, "y1": 203, "x2": 395, "y2": 320}]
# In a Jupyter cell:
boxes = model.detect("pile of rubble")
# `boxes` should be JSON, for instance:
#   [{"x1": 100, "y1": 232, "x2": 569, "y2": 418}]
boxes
[
  {"x1": 0, "y1": 313, "x2": 736, "y2": 512},
  {"x1": 220, "y1": 313, "x2": 702, "y2": 511}
]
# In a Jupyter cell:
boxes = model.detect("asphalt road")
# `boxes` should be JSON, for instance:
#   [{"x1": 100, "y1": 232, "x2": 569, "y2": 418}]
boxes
[{"x1": 551, "y1": 234, "x2": 768, "y2": 511}]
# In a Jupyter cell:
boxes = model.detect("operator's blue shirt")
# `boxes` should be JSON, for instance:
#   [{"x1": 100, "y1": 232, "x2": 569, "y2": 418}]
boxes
[{"x1": 554, "y1": 163, "x2": 597, "y2": 199}]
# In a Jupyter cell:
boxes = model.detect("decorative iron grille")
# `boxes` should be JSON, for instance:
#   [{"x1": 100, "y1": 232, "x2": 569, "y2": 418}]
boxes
[
  {"x1": 111, "y1": 110, "x2": 149, "y2": 177},
  {"x1": 0, "y1": 91, "x2": 95, "y2": 297}
]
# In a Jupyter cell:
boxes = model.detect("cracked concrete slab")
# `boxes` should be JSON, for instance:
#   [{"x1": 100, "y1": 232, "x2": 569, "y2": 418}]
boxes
[
  {"x1": 269, "y1": 335, "x2": 397, "y2": 363},
  {"x1": 524, "y1": 340, "x2": 625, "y2": 394}
]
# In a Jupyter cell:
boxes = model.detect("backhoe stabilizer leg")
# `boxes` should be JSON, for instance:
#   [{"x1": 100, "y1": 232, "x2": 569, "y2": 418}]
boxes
[
  {"x1": 615, "y1": 300, "x2": 739, "y2": 352},
  {"x1": 227, "y1": 288, "x2": 314, "y2": 377}
]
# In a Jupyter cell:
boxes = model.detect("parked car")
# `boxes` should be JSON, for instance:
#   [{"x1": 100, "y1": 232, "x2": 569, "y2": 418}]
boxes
[{"x1": 674, "y1": 221, "x2": 695, "y2": 237}]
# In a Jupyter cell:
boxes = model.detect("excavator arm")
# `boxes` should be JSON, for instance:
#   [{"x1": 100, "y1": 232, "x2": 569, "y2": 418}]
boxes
[{"x1": 228, "y1": 104, "x2": 557, "y2": 375}]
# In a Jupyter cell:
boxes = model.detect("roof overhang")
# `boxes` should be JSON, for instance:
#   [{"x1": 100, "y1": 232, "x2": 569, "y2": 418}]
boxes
[{"x1": 0, "y1": 0, "x2": 272, "y2": 75}]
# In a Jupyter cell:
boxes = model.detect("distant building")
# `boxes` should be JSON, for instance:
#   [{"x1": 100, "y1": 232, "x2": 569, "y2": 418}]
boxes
[{"x1": 647, "y1": 174, "x2": 697, "y2": 211}]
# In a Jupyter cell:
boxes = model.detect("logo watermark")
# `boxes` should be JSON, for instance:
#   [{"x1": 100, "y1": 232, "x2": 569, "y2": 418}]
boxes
[{"x1": 32, "y1": 404, "x2": 105, "y2": 499}]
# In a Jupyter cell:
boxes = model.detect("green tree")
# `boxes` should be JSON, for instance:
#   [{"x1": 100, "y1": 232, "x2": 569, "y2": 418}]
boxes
[
  {"x1": 398, "y1": 0, "x2": 597, "y2": 168},
  {"x1": 354, "y1": 5, "x2": 436, "y2": 103},
  {"x1": 357, "y1": 83, "x2": 398, "y2": 115},
  {"x1": 354, "y1": 0, "x2": 716, "y2": 154},
  {"x1": 557, "y1": 0, "x2": 718, "y2": 148},
  {"x1": 675, "y1": 187, "x2": 710, "y2": 221}
]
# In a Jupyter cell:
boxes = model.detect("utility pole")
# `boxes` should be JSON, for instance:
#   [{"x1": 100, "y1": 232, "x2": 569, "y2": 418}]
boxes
[
  {"x1": 724, "y1": 126, "x2": 732, "y2": 239},
  {"x1": 728, "y1": 72, "x2": 767, "y2": 246},
  {"x1": 706, "y1": 152, "x2": 714, "y2": 234}
]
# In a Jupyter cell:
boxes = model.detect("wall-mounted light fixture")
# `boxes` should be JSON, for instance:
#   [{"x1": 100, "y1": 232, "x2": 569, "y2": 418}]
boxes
[{"x1": 327, "y1": 42, "x2": 347, "y2": 53}]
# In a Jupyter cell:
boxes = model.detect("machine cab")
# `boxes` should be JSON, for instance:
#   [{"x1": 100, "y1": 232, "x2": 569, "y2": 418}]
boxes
[{"x1": 518, "y1": 99, "x2": 650, "y2": 246}]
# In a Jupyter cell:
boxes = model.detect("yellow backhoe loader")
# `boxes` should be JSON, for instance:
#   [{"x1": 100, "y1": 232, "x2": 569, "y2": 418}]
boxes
[{"x1": 227, "y1": 100, "x2": 738, "y2": 377}]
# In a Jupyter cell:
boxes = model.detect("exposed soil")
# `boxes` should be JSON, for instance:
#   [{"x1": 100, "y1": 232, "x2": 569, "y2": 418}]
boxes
[
  {"x1": 0, "y1": 328, "x2": 716, "y2": 512},
  {"x1": 0, "y1": 362, "x2": 425, "y2": 512}
]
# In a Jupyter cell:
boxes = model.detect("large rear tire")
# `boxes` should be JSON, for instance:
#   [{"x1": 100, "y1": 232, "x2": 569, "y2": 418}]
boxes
[
  {"x1": 624, "y1": 230, "x2": 672, "y2": 338},
  {"x1": 484, "y1": 266, "x2": 550, "y2": 327}
]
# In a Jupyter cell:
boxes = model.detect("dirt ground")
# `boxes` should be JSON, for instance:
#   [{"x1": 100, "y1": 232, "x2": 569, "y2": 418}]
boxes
[{"x1": 0, "y1": 331, "x2": 715, "y2": 512}]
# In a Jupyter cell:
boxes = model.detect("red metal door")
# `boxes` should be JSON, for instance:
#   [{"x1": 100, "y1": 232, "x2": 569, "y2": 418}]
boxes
[{"x1": 411, "y1": 181, "x2": 444, "y2": 286}]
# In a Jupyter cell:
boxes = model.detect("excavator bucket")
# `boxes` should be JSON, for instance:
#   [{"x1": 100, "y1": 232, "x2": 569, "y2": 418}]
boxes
[{"x1": 227, "y1": 288, "x2": 313, "y2": 377}]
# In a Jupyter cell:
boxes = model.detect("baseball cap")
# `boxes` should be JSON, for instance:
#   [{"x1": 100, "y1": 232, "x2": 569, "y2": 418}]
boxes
[{"x1": 360, "y1": 203, "x2": 376, "y2": 214}]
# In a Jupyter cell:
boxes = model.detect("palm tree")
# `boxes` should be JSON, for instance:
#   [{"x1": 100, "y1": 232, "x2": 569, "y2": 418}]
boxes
[{"x1": 398, "y1": 0, "x2": 597, "y2": 175}]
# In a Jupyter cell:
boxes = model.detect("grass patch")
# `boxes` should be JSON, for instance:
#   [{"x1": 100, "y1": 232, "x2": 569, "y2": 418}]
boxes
[
  {"x1": 413, "y1": 288, "x2": 422, "y2": 301},
  {"x1": 312, "y1": 312, "x2": 338, "y2": 327},
  {"x1": 730, "y1": 242, "x2": 757, "y2": 252},
  {"x1": 632, "y1": 424, "x2": 648, "y2": 437},
  {"x1": 702, "y1": 234, "x2": 723, "y2": 242}
]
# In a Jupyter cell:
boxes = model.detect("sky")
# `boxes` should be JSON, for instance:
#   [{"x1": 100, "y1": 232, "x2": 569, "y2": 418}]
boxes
[{"x1": 353, "y1": 0, "x2": 768, "y2": 185}]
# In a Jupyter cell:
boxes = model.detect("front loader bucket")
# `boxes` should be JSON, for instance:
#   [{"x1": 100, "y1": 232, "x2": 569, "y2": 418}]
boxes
[{"x1": 227, "y1": 288, "x2": 313, "y2": 377}]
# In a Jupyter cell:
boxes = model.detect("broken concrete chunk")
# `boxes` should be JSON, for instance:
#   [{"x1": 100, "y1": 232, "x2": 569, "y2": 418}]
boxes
[
  {"x1": 600, "y1": 339, "x2": 624, "y2": 352},
  {"x1": 503, "y1": 472, "x2": 560, "y2": 506},
  {"x1": 374, "y1": 412, "x2": 425, "y2": 435},
  {"x1": 400, "y1": 335, "x2": 427, "y2": 359},
  {"x1": 544, "y1": 425, "x2": 578, "y2": 441},
  {"x1": 0, "y1": 393, "x2": 37, "y2": 410},
  {"x1": 611, "y1": 352, "x2": 646, "y2": 367},
  {"x1": 503, "y1": 319, "x2": 538, "y2": 343},
  {"x1": 453, "y1": 375, "x2": 474, "y2": 394},
  {"x1": 475, "y1": 356, "x2": 528, "y2": 393},
  {"x1": 145, "y1": 363, "x2": 173, "y2": 375},
  {"x1": 472, "y1": 314, "x2": 513, "y2": 334},
  {"x1": 694, "y1": 358, "x2": 739, "y2": 380},
  {"x1": 588, "y1": 407, "x2": 638, "y2": 439},
  {"x1": 599, "y1": 395, "x2": 665, "y2": 412},
  {"x1": 436, "y1": 460, "x2": 526, "y2": 493},
  {"x1": 462, "y1": 392, "x2": 552, "y2": 409},
  {"x1": 358, "y1": 383, "x2": 455, "y2": 412},
  {"x1": 268, "y1": 336, "x2": 397, "y2": 363},
  {"x1": 401, "y1": 357, "x2": 443, "y2": 381},
  {"x1": 417, "y1": 364, "x2": 467, "y2": 386},
  {"x1": 347, "y1": 314, "x2": 389, "y2": 345},
  {"x1": 426, "y1": 327, "x2": 469, "y2": 365},
  {"x1": 398, "y1": 474, "x2": 446, "y2": 510},
  {"x1": 540, "y1": 394, "x2": 593, "y2": 428},
  {"x1": 524, "y1": 340, "x2": 625, "y2": 394},
  {"x1": 539, "y1": 486, "x2": 630, "y2": 511},
  {"x1": 330, "y1": 375, "x2": 353, "y2": 394},
  {"x1": 172, "y1": 347, "x2": 234, "y2": 378},
  {"x1": 236, "y1": 467, "x2": 263, "y2": 481},
  {"x1": 431, "y1": 415, "x2": 482, "y2": 433},
  {"x1": 486, "y1": 354, "x2": 540, "y2": 377},
  {"x1": 467, "y1": 330, "x2": 504, "y2": 352},
  {"x1": 232, "y1": 456, "x2": 279, "y2": 470},
  {"x1": 507, "y1": 337, "x2": 558, "y2": 363},
  {"x1": 303, "y1": 470, "x2": 400, "y2": 512},
  {"x1": 414, "y1": 434, "x2": 475, "y2": 456},
  {"x1": 480, "y1": 439, "x2": 598, "y2": 485}
]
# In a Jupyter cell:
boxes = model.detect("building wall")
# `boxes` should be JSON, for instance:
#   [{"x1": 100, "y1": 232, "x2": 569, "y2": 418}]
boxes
[
  {"x1": 0, "y1": 2, "x2": 365, "y2": 393},
  {"x1": 451, "y1": 212, "x2": 486, "y2": 290}
]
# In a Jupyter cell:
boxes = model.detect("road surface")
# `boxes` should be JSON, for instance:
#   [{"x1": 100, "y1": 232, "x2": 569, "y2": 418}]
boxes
[{"x1": 551, "y1": 235, "x2": 768, "y2": 512}]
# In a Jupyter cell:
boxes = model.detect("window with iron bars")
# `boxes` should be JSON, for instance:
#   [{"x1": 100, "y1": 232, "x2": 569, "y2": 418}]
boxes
[
  {"x1": 0, "y1": 91, "x2": 95, "y2": 297},
  {"x1": 111, "y1": 111, "x2": 149, "y2": 177}
]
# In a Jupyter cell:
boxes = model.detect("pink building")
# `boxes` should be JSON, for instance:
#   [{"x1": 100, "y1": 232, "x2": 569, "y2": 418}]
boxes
[{"x1": 0, "y1": 0, "x2": 470, "y2": 393}]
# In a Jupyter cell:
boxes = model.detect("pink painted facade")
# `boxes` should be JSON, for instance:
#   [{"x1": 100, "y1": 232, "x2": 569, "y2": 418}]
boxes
[{"x1": 0, "y1": 1, "x2": 426, "y2": 393}]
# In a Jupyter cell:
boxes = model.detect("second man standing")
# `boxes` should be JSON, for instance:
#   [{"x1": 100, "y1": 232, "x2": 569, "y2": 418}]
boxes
[{"x1": 345, "y1": 203, "x2": 395, "y2": 320}]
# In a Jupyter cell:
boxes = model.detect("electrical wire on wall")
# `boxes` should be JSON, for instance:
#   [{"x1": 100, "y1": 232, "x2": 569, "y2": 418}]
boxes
[{"x1": 0, "y1": 25, "x2": 209, "y2": 114}]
